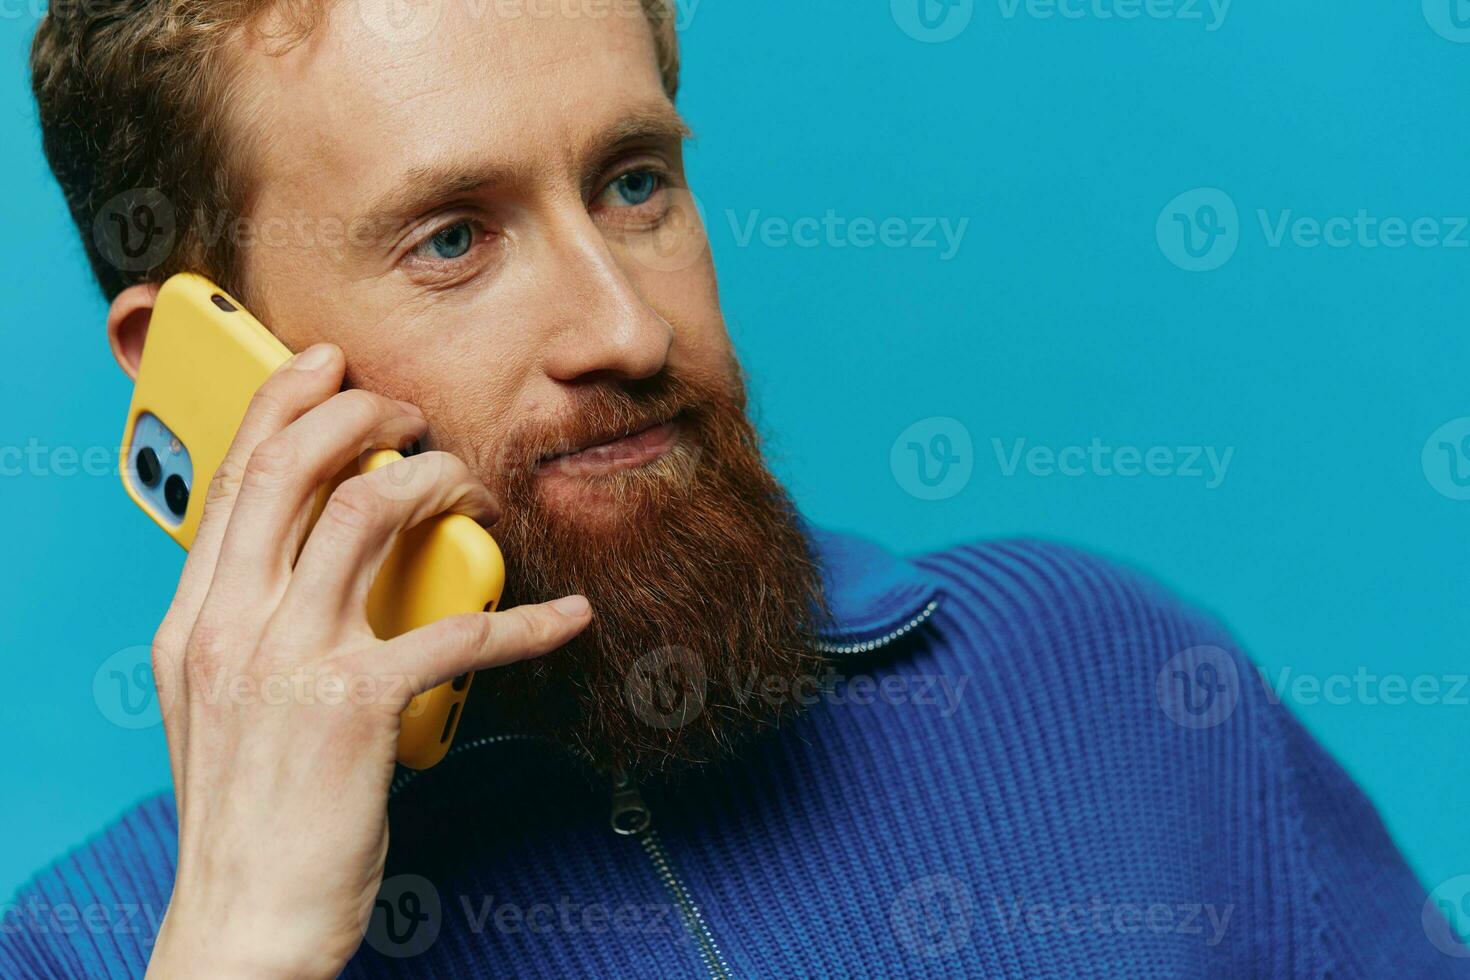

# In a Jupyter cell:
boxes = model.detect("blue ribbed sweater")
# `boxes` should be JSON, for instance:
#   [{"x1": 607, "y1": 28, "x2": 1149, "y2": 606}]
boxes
[{"x1": 3, "y1": 527, "x2": 1466, "y2": 978}]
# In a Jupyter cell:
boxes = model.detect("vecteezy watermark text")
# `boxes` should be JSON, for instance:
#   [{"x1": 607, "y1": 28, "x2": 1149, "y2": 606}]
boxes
[
  {"x1": 993, "y1": 896, "x2": 1234, "y2": 946},
  {"x1": 1159, "y1": 188, "x2": 1470, "y2": 272},
  {"x1": 725, "y1": 210, "x2": 969, "y2": 261},
  {"x1": 992, "y1": 437, "x2": 1235, "y2": 489},
  {"x1": 996, "y1": 0, "x2": 1231, "y2": 31}
]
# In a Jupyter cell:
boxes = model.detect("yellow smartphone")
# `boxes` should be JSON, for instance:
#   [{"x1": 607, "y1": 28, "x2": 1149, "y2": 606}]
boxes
[{"x1": 119, "y1": 272, "x2": 504, "y2": 769}]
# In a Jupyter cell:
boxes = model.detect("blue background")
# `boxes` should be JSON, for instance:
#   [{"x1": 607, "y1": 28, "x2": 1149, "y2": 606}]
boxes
[{"x1": 2, "y1": 0, "x2": 1466, "y2": 902}]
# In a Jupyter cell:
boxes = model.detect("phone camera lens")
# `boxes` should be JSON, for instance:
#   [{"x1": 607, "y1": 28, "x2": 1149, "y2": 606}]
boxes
[
  {"x1": 164, "y1": 474, "x2": 190, "y2": 517},
  {"x1": 135, "y1": 447, "x2": 162, "y2": 488}
]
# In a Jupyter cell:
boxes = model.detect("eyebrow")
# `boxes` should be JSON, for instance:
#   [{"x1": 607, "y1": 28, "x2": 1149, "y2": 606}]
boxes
[{"x1": 352, "y1": 100, "x2": 694, "y2": 245}]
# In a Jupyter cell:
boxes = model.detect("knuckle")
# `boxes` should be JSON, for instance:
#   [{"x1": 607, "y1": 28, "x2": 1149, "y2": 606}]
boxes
[
  {"x1": 151, "y1": 616, "x2": 187, "y2": 663},
  {"x1": 511, "y1": 606, "x2": 553, "y2": 650},
  {"x1": 451, "y1": 612, "x2": 495, "y2": 656},
  {"x1": 431, "y1": 451, "x2": 474, "y2": 485},
  {"x1": 334, "y1": 388, "x2": 391, "y2": 424},
  {"x1": 368, "y1": 456, "x2": 424, "y2": 496},
  {"x1": 323, "y1": 476, "x2": 390, "y2": 531},
  {"x1": 185, "y1": 621, "x2": 232, "y2": 662},
  {"x1": 326, "y1": 657, "x2": 400, "y2": 713},
  {"x1": 243, "y1": 436, "x2": 302, "y2": 491},
  {"x1": 205, "y1": 456, "x2": 246, "y2": 507},
  {"x1": 404, "y1": 450, "x2": 457, "y2": 486},
  {"x1": 369, "y1": 451, "x2": 452, "y2": 500},
  {"x1": 245, "y1": 387, "x2": 290, "y2": 423},
  {"x1": 182, "y1": 622, "x2": 236, "y2": 685},
  {"x1": 149, "y1": 639, "x2": 176, "y2": 683}
]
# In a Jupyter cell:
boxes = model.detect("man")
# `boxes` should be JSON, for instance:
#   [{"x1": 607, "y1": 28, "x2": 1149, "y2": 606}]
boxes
[{"x1": 5, "y1": 0, "x2": 1464, "y2": 976}]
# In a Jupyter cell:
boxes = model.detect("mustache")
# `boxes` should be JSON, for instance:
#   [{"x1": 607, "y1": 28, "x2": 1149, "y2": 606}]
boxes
[{"x1": 485, "y1": 371, "x2": 728, "y2": 475}]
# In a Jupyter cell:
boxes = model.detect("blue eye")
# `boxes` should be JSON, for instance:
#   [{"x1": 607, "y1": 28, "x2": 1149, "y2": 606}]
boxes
[
  {"x1": 609, "y1": 171, "x2": 660, "y2": 207},
  {"x1": 423, "y1": 222, "x2": 473, "y2": 260}
]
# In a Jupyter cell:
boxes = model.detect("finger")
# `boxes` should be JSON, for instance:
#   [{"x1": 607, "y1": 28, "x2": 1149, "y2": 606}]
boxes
[
  {"x1": 163, "y1": 343, "x2": 348, "y2": 649},
  {"x1": 197, "y1": 388, "x2": 429, "y2": 631},
  {"x1": 271, "y1": 452, "x2": 498, "y2": 643},
  {"x1": 366, "y1": 597, "x2": 592, "y2": 705},
  {"x1": 152, "y1": 342, "x2": 348, "y2": 766}
]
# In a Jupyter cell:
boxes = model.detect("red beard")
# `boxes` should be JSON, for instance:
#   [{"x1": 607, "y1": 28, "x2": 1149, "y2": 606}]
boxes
[{"x1": 459, "y1": 361, "x2": 830, "y2": 775}]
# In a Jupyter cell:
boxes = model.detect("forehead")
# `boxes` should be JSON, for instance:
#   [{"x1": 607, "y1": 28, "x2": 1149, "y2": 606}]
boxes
[{"x1": 233, "y1": 0, "x2": 669, "y2": 209}]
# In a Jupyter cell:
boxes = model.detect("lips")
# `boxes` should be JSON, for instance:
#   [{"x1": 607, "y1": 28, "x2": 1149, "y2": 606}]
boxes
[{"x1": 537, "y1": 416, "x2": 681, "y2": 478}]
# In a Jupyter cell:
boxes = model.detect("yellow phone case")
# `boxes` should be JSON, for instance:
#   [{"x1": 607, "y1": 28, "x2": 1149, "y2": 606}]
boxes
[{"x1": 120, "y1": 273, "x2": 504, "y2": 769}]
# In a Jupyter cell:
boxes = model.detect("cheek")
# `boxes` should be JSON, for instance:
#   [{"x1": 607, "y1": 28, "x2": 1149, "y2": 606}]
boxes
[
  {"x1": 253, "y1": 279, "x2": 536, "y2": 463},
  {"x1": 351, "y1": 344, "x2": 529, "y2": 455},
  {"x1": 355, "y1": 352, "x2": 532, "y2": 484}
]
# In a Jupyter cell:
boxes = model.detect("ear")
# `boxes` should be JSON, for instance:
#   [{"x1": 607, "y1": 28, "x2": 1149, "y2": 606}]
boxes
[{"x1": 107, "y1": 282, "x2": 161, "y2": 380}]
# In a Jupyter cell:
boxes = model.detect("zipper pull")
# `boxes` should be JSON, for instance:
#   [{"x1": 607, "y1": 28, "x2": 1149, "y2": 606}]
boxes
[{"x1": 608, "y1": 768, "x2": 652, "y2": 836}]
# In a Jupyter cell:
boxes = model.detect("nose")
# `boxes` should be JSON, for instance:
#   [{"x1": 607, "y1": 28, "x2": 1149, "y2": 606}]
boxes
[{"x1": 538, "y1": 211, "x2": 675, "y2": 385}]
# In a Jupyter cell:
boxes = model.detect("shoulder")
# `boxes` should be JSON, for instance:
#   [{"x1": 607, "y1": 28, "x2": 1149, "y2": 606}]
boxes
[
  {"x1": 916, "y1": 535, "x2": 1212, "y2": 613},
  {"x1": 1, "y1": 792, "x2": 177, "y2": 980},
  {"x1": 910, "y1": 538, "x2": 1466, "y2": 974},
  {"x1": 912, "y1": 536, "x2": 1237, "y2": 662},
  {"x1": 905, "y1": 536, "x2": 1273, "y2": 765}
]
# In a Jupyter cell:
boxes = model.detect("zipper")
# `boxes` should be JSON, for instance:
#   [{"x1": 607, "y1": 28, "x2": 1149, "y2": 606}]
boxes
[
  {"x1": 597, "y1": 598, "x2": 938, "y2": 980},
  {"x1": 387, "y1": 596, "x2": 939, "y2": 978},
  {"x1": 609, "y1": 770, "x2": 733, "y2": 980},
  {"x1": 388, "y1": 733, "x2": 544, "y2": 800},
  {"x1": 813, "y1": 598, "x2": 940, "y2": 655},
  {"x1": 389, "y1": 735, "x2": 735, "y2": 977}
]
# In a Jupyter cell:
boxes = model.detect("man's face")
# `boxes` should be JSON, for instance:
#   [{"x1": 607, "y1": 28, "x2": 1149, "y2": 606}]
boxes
[
  {"x1": 224, "y1": 4, "x2": 828, "y2": 772},
  {"x1": 233, "y1": 2, "x2": 724, "y2": 524}
]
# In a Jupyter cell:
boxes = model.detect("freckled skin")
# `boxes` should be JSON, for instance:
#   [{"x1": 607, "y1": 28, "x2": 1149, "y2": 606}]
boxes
[{"x1": 232, "y1": 4, "x2": 731, "y2": 515}]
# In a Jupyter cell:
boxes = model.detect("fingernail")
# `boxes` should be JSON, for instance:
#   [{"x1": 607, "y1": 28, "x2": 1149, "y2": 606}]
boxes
[
  {"x1": 550, "y1": 595, "x2": 590, "y2": 618},
  {"x1": 291, "y1": 344, "x2": 336, "y2": 371}
]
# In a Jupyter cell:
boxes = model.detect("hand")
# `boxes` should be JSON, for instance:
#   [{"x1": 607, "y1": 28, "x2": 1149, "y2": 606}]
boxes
[{"x1": 143, "y1": 343, "x2": 591, "y2": 978}]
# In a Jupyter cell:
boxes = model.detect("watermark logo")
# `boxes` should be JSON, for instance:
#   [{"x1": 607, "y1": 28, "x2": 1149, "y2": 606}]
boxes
[
  {"x1": 1157, "y1": 188, "x2": 1239, "y2": 272},
  {"x1": 1423, "y1": 417, "x2": 1470, "y2": 501},
  {"x1": 347, "y1": 447, "x2": 452, "y2": 504},
  {"x1": 1424, "y1": 0, "x2": 1470, "y2": 42},
  {"x1": 366, "y1": 874, "x2": 442, "y2": 958},
  {"x1": 891, "y1": 417, "x2": 974, "y2": 501},
  {"x1": 625, "y1": 646, "x2": 706, "y2": 729},
  {"x1": 92, "y1": 189, "x2": 175, "y2": 274},
  {"x1": 1156, "y1": 645, "x2": 1239, "y2": 729},
  {"x1": 93, "y1": 645, "x2": 161, "y2": 730},
  {"x1": 892, "y1": 0, "x2": 975, "y2": 42},
  {"x1": 891, "y1": 874, "x2": 976, "y2": 957},
  {"x1": 624, "y1": 188, "x2": 708, "y2": 274},
  {"x1": 358, "y1": 0, "x2": 443, "y2": 44},
  {"x1": 1424, "y1": 875, "x2": 1470, "y2": 957}
]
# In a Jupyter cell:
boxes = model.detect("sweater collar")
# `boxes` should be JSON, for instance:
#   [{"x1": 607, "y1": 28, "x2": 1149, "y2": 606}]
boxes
[{"x1": 799, "y1": 517, "x2": 942, "y2": 647}]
